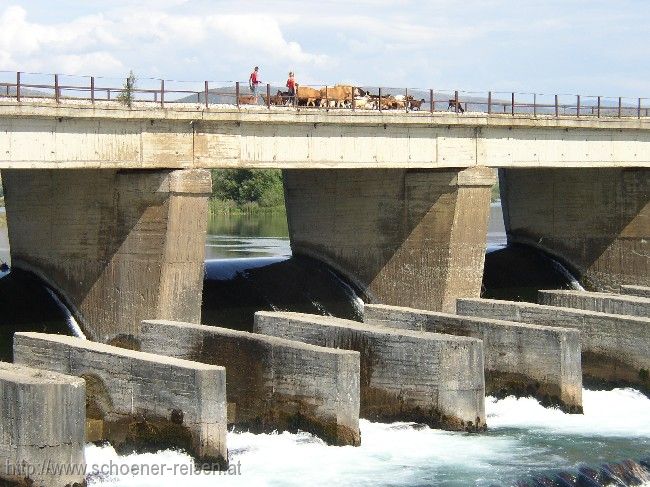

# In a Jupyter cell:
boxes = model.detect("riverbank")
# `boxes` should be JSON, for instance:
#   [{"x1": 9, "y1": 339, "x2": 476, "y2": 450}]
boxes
[{"x1": 209, "y1": 198, "x2": 285, "y2": 215}]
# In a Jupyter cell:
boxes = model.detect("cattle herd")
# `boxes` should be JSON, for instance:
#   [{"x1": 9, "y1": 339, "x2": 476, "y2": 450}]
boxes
[{"x1": 256, "y1": 84, "x2": 427, "y2": 110}]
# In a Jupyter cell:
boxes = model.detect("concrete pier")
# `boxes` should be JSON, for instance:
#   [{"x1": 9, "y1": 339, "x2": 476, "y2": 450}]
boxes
[
  {"x1": 621, "y1": 285, "x2": 650, "y2": 298},
  {"x1": 539, "y1": 289, "x2": 650, "y2": 318},
  {"x1": 363, "y1": 304, "x2": 583, "y2": 412},
  {"x1": 500, "y1": 168, "x2": 649, "y2": 291},
  {"x1": 254, "y1": 311, "x2": 486, "y2": 431},
  {"x1": 2, "y1": 168, "x2": 211, "y2": 343},
  {"x1": 13, "y1": 332, "x2": 228, "y2": 469},
  {"x1": 138, "y1": 320, "x2": 361, "y2": 446},
  {"x1": 283, "y1": 167, "x2": 495, "y2": 313},
  {"x1": 0, "y1": 362, "x2": 86, "y2": 487},
  {"x1": 456, "y1": 298, "x2": 650, "y2": 393}
]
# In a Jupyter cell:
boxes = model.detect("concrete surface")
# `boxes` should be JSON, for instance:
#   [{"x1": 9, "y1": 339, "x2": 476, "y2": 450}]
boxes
[
  {"x1": 500, "y1": 167, "x2": 649, "y2": 291},
  {"x1": 363, "y1": 304, "x2": 583, "y2": 412},
  {"x1": 0, "y1": 100, "x2": 649, "y2": 169},
  {"x1": 283, "y1": 167, "x2": 495, "y2": 312},
  {"x1": 539, "y1": 289, "x2": 650, "y2": 318},
  {"x1": 254, "y1": 311, "x2": 486, "y2": 431},
  {"x1": 13, "y1": 332, "x2": 228, "y2": 469},
  {"x1": 456, "y1": 298, "x2": 650, "y2": 394},
  {"x1": 621, "y1": 285, "x2": 650, "y2": 298},
  {"x1": 0, "y1": 361, "x2": 86, "y2": 487},
  {"x1": 2, "y1": 168, "x2": 211, "y2": 343},
  {"x1": 139, "y1": 319, "x2": 361, "y2": 446}
]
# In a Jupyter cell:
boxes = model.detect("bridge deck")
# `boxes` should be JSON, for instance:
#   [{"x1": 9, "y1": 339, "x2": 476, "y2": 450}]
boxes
[{"x1": 0, "y1": 98, "x2": 649, "y2": 169}]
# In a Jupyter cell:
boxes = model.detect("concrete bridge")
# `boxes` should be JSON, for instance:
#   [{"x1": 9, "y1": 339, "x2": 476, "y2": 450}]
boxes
[{"x1": 0, "y1": 98, "x2": 648, "y2": 341}]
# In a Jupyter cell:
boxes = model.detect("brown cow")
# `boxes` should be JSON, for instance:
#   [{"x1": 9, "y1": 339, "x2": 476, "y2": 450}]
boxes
[
  {"x1": 319, "y1": 85, "x2": 359, "y2": 108},
  {"x1": 409, "y1": 98, "x2": 426, "y2": 110},
  {"x1": 238, "y1": 95, "x2": 258, "y2": 105},
  {"x1": 296, "y1": 86, "x2": 321, "y2": 107},
  {"x1": 262, "y1": 91, "x2": 284, "y2": 106}
]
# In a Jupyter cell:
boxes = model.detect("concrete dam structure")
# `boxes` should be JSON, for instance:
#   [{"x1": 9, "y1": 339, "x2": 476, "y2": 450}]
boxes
[
  {"x1": 0, "y1": 99, "x2": 648, "y2": 336},
  {"x1": 0, "y1": 96, "x2": 649, "y2": 483}
]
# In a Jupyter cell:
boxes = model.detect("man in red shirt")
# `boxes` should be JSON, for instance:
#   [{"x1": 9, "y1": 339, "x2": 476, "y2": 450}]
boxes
[
  {"x1": 249, "y1": 66, "x2": 260, "y2": 102},
  {"x1": 286, "y1": 71, "x2": 296, "y2": 104}
]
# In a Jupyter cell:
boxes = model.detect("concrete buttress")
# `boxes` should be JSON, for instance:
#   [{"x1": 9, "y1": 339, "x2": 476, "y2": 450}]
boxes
[{"x1": 2, "y1": 168, "x2": 211, "y2": 343}]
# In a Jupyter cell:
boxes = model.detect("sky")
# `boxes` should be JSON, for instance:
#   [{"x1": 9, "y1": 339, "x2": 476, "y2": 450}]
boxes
[{"x1": 0, "y1": 0, "x2": 649, "y2": 97}]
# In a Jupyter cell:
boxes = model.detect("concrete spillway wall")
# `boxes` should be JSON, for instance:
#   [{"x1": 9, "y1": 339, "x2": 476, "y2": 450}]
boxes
[
  {"x1": 0, "y1": 361, "x2": 86, "y2": 487},
  {"x1": 138, "y1": 320, "x2": 361, "y2": 446},
  {"x1": 254, "y1": 311, "x2": 486, "y2": 431},
  {"x1": 456, "y1": 298, "x2": 650, "y2": 393},
  {"x1": 621, "y1": 285, "x2": 650, "y2": 298},
  {"x1": 363, "y1": 304, "x2": 583, "y2": 412},
  {"x1": 538, "y1": 289, "x2": 650, "y2": 318},
  {"x1": 13, "y1": 332, "x2": 228, "y2": 469}
]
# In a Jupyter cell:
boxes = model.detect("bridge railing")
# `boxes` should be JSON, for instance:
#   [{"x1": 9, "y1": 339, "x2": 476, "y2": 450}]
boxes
[{"x1": 0, "y1": 70, "x2": 647, "y2": 119}]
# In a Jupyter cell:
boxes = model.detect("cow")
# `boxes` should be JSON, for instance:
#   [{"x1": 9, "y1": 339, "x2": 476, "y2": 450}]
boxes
[
  {"x1": 408, "y1": 98, "x2": 426, "y2": 110},
  {"x1": 353, "y1": 95, "x2": 376, "y2": 110},
  {"x1": 262, "y1": 91, "x2": 284, "y2": 106},
  {"x1": 448, "y1": 99, "x2": 465, "y2": 113},
  {"x1": 296, "y1": 86, "x2": 321, "y2": 107},
  {"x1": 319, "y1": 85, "x2": 364, "y2": 108},
  {"x1": 238, "y1": 94, "x2": 258, "y2": 105}
]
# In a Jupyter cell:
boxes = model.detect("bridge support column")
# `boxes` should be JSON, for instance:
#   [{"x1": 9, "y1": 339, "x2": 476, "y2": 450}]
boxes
[
  {"x1": 500, "y1": 168, "x2": 649, "y2": 291},
  {"x1": 2, "y1": 169, "x2": 211, "y2": 343},
  {"x1": 283, "y1": 167, "x2": 496, "y2": 312}
]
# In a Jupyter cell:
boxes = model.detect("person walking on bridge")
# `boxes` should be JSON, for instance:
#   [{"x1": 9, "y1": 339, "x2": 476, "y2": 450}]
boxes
[
  {"x1": 286, "y1": 71, "x2": 296, "y2": 105},
  {"x1": 249, "y1": 66, "x2": 261, "y2": 103}
]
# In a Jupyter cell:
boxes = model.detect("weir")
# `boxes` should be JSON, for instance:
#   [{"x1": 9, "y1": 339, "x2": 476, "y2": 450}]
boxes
[
  {"x1": 13, "y1": 332, "x2": 228, "y2": 468},
  {"x1": 538, "y1": 289, "x2": 650, "y2": 318},
  {"x1": 138, "y1": 319, "x2": 361, "y2": 446},
  {"x1": 456, "y1": 298, "x2": 650, "y2": 393},
  {"x1": 363, "y1": 304, "x2": 583, "y2": 412},
  {"x1": 254, "y1": 311, "x2": 486, "y2": 431}
]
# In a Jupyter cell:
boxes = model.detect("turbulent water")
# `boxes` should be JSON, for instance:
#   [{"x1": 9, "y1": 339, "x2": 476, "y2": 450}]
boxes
[{"x1": 84, "y1": 389, "x2": 650, "y2": 486}]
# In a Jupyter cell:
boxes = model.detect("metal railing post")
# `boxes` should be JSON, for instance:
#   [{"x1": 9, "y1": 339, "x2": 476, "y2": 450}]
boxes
[
  {"x1": 351, "y1": 87, "x2": 356, "y2": 111},
  {"x1": 16, "y1": 72, "x2": 20, "y2": 102},
  {"x1": 378, "y1": 87, "x2": 382, "y2": 112},
  {"x1": 107, "y1": 89, "x2": 111, "y2": 101},
  {"x1": 638, "y1": 98, "x2": 642, "y2": 118},
  {"x1": 511, "y1": 92, "x2": 515, "y2": 116},
  {"x1": 455, "y1": 90, "x2": 459, "y2": 113},
  {"x1": 266, "y1": 83, "x2": 271, "y2": 109},
  {"x1": 160, "y1": 80, "x2": 165, "y2": 108},
  {"x1": 488, "y1": 91, "x2": 492, "y2": 114},
  {"x1": 90, "y1": 77, "x2": 95, "y2": 104},
  {"x1": 597, "y1": 96, "x2": 601, "y2": 117},
  {"x1": 404, "y1": 87, "x2": 408, "y2": 112},
  {"x1": 205, "y1": 81, "x2": 209, "y2": 108},
  {"x1": 235, "y1": 82, "x2": 240, "y2": 108},
  {"x1": 618, "y1": 97, "x2": 622, "y2": 117},
  {"x1": 555, "y1": 94, "x2": 558, "y2": 117},
  {"x1": 54, "y1": 74, "x2": 60, "y2": 103},
  {"x1": 430, "y1": 88, "x2": 434, "y2": 113},
  {"x1": 533, "y1": 93, "x2": 537, "y2": 117},
  {"x1": 576, "y1": 95, "x2": 580, "y2": 117}
]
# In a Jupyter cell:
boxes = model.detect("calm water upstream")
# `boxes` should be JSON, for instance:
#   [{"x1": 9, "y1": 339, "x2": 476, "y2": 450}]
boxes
[{"x1": 0, "y1": 205, "x2": 648, "y2": 486}]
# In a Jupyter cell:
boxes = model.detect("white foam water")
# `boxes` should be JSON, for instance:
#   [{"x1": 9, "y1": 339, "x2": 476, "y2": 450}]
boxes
[{"x1": 85, "y1": 388, "x2": 650, "y2": 487}]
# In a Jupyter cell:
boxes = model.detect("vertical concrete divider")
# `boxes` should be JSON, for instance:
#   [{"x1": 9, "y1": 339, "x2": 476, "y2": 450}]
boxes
[
  {"x1": 620, "y1": 285, "x2": 650, "y2": 299},
  {"x1": 456, "y1": 298, "x2": 650, "y2": 393},
  {"x1": 0, "y1": 361, "x2": 86, "y2": 487},
  {"x1": 363, "y1": 304, "x2": 583, "y2": 412},
  {"x1": 254, "y1": 311, "x2": 486, "y2": 432},
  {"x1": 13, "y1": 332, "x2": 228, "y2": 470},
  {"x1": 538, "y1": 289, "x2": 650, "y2": 318},
  {"x1": 139, "y1": 320, "x2": 361, "y2": 446}
]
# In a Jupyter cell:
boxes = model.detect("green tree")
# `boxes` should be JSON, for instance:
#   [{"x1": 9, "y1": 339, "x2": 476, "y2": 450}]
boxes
[{"x1": 211, "y1": 169, "x2": 285, "y2": 212}]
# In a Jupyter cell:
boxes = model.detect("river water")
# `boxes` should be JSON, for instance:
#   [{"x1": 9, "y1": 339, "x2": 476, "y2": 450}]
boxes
[{"x1": 0, "y1": 206, "x2": 648, "y2": 486}]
